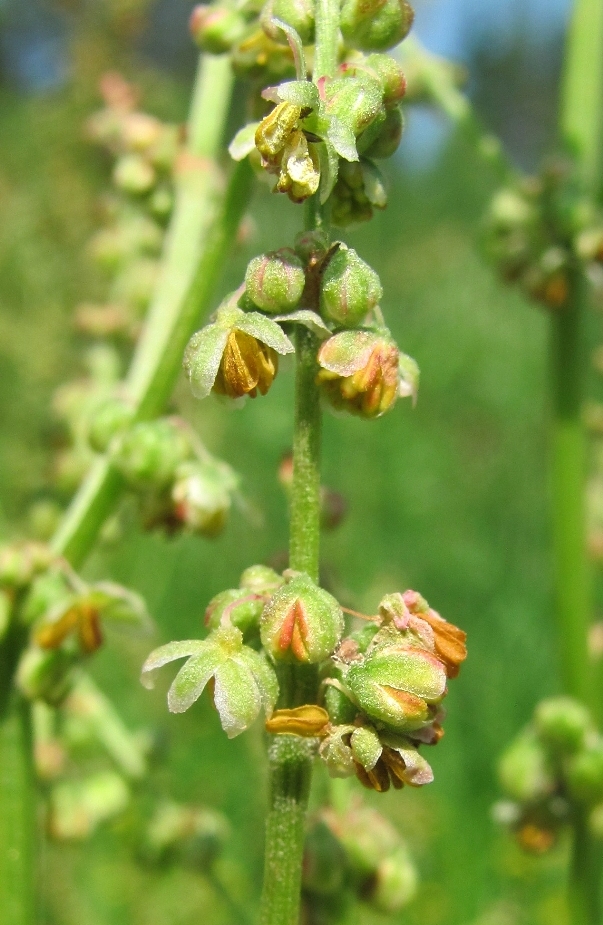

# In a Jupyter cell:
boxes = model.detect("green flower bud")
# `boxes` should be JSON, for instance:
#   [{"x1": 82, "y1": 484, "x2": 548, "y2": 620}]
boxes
[
  {"x1": 365, "y1": 54, "x2": 407, "y2": 107},
  {"x1": 331, "y1": 158, "x2": 387, "y2": 228},
  {"x1": 87, "y1": 397, "x2": 134, "y2": 453},
  {"x1": 294, "y1": 228, "x2": 330, "y2": 263},
  {"x1": 262, "y1": 0, "x2": 315, "y2": 45},
  {"x1": 344, "y1": 641, "x2": 447, "y2": 733},
  {"x1": 189, "y1": 4, "x2": 247, "y2": 54},
  {"x1": 113, "y1": 154, "x2": 156, "y2": 195},
  {"x1": 498, "y1": 731, "x2": 553, "y2": 803},
  {"x1": 205, "y1": 588, "x2": 264, "y2": 636},
  {"x1": 112, "y1": 420, "x2": 191, "y2": 491},
  {"x1": 240, "y1": 565, "x2": 284, "y2": 595},
  {"x1": 324, "y1": 76, "x2": 385, "y2": 139},
  {"x1": 48, "y1": 771, "x2": 130, "y2": 841},
  {"x1": 534, "y1": 696, "x2": 592, "y2": 754},
  {"x1": 260, "y1": 574, "x2": 344, "y2": 663},
  {"x1": 319, "y1": 245, "x2": 382, "y2": 326},
  {"x1": 16, "y1": 646, "x2": 77, "y2": 705},
  {"x1": 567, "y1": 743, "x2": 603, "y2": 804},
  {"x1": 351, "y1": 725, "x2": 383, "y2": 770},
  {"x1": 329, "y1": 805, "x2": 400, "y2": 875},
  {"x1": 244, "y1": 248, "x2": 306, "y2": 313},
  {"x1": 340, "y1": 0, "x2": 414, "y2": 51},
  {"x1": 143, "y1": 801, "x2": 230, "y2": 869},
  {"x1": 0, "y1": 542, "x2": 53, "y2": 588},
  {"x1": 172, "y1": 459, "x2": 237, "y2": 537},
  {"x1": 360, "y1": 106, "x2": 403, "y2": 159},
  {"x1": 370, "y1": 847, "x2": 418, "y2": 913}
]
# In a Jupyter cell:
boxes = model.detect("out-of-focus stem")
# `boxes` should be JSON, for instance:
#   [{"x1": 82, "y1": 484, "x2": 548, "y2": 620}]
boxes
[
  {"x1": 51, "y1": 54, "x2": 241, "y2": 569},
  {"x1": 558, "y1": 0, "x2": 603, "y2": 920}
]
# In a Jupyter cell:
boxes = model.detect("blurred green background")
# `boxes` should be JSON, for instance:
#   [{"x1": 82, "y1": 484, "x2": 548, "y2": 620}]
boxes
[{"x1": 0, "y1": 0, "x2": 592, "y2": 923}]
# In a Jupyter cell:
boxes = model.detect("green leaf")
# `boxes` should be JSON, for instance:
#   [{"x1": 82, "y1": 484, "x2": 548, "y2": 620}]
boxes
[
  {"x1": 141, "y1": 639, "x2": 206, "y2": 689},
  {"x1": 168, "y1": 643, "x2": 225, "y2": 713},
  {"x1": 235, "y1": 312, "x2": 295, "y2": 355},
  {"x1": 183, "y1": 324, "x2": 230, "y2": 400},
  {"x1": 272, "y1": 310, "x2": 332, "y2": 339},
  {"x1": 228, "y1": 122, "x2": 261, "y2": 161}
]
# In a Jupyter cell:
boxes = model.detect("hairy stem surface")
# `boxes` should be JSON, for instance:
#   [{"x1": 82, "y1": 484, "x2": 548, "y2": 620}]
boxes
[{"x1": 259, "y1": 0, "x2": 340, "y2": 919}]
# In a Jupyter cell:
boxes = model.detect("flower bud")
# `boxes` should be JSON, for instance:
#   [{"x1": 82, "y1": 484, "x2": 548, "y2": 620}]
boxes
[
  {"x1": 190, "y1": 4, "x2": 247, "y2": 54},
  {"x1": 294, "y1": 228, "x2": 330, "y2": 263},
  {"x1": 260, "y1": 574, "x2": 344, "y2": 663},
  {"x1": 112, "y1": 420, "x2": 191, "y2": 490},
  {"x1": 88, "y1": 397, "x2": 133, "y2": 453},
  {"x1": 213, "y1": 330, "x2": 279, "y2": 398},
  {"x1": 401, "y1": 591, "x2": 467, "y2": 679},
  {"x1": 113, "y1": 154, "x2": 156, "y2": 195},
  {"x1": 303, "y1": 819, "x2": 348, "y2": 896},
  {"x1": 317, "y1": 331, "x2": 401, "y2": 419},
  {"x1": 319, "y1": 245, "x2": 382, "y2": 327},
  {"x1": 567, "y1": 743, "x2": 603, "y2": 804},
  {"x1": 325, "y1": 679, "x2": 358, "y2": 725},
  {"x1": 48, "y1": 771, "x2": 130, "y2": 841},
  {"x1": 344, "y1": 641, "x2": 447, "y2": 733},
  {"x1": 205, "y1": 588, "x2": 264, "y2": 636},
  {"x1": 370, "y1": 847, "x2": 418, "y2": 913},
  {"x1": 331, "y1": 158, "x2": 387, "y2": 227},
  {"x1": 240, "y1": 564, "x2": 284, "y2": 595},
  {"x1": 533, "y1": 696, "x2": 592, "y2": 754},
  {"x1": 361, "y1": 106, "x2": 403, "y2": 159},
  {"x1": 142, "y1": 802, "x2": 229, "y2": 869},
  {"x1": 16, "y1": 646, "x2": 77, "y2": 705},
  {"x1": 244, "y1": 248, "x2": 306, "y2": 313},
  {"x1": 365, "y1": 54, "x2": 407, "y2": 106},
  {"x1": 172, "y1": 460, "x2": 236, "y2": 537},
  {"x1": 327, "y1": 805, "x2": 400, "y2": 875},
  {"x1": 340, "y1": 0, "x2": 414, "y2": 51},
  {"x1": 324, "y1": 76, "x2": 385, "y2": 138},
  {"x1": 498, "y1": 732, "x2": 553, "y2": 803},
  {"x1": 262, "y1": 0, "x2": 315, "y2": 45}
]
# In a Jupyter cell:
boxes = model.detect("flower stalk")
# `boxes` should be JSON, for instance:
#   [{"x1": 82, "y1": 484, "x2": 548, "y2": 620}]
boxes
[{"x1": 557, "y1": 0, "x2": 603, "y2": 919}]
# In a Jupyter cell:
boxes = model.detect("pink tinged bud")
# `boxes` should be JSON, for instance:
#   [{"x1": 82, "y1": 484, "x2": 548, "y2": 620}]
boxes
[
  {"x1": 261, "y1": 0, "x2": 315, "y2": 45},
  {"x1": 189, "y1": 4, "x2": 247, "y2": 54},
  {"x1": 245, "y1": 248, "x2": 306, "y2": 313},
  {"x1": 365, "y1": 54, "x2": 407, "y2": 107},
  {"x1": 340, "y1": 0, "x2": 414, "y2": 52},
  {"x1": 317, "y1": 331, "x2": 403, "y2": 419},
  {"x1": 260, "y1": 575, "x2": 344, "y2": 663},
  {"x1": 324, "y1": 76, "x2": 385, "y2": 138},
  {"x1": 345, "y1": 644, "x2": 447, "y2": 733},
  {"x1": 320, "y1": 245, "x2": 382, "y2": 327}
]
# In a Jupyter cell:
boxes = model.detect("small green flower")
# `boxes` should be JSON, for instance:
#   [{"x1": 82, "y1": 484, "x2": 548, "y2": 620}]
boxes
[{"x1": 141, "y1": 625, "x2": 278, "y2": 737}]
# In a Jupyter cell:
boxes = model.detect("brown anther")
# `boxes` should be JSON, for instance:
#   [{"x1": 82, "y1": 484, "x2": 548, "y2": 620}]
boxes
[
  {"x1": 415, "y1": 609, "x2": 467, "y2": 679},
  {"x1": 354, "y1": 758, "x2": 390, "y2": 792}
]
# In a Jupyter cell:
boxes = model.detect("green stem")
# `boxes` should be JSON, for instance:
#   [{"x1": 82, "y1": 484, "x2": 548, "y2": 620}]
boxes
[
  {"x1": 51, "y1": 57, "x2": 251, "y2": 569},
  {"x1": 569, "y1": 811, "x2": 603, "y2": 925},
  {"x1": 259, "y1": 3, "x2": 339, "y2": 920},
  {"x1": 0, "y1": 632, "x2": 35, "y2": 925},
  {"x1": 558, "y1": 1, "x2": 603, "y2": 920}
]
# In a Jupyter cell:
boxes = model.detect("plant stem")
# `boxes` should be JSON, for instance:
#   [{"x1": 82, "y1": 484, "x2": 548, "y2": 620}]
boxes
[
  {"x1": 0, "y1": 631, "x2": 35, "y2": 925},
  {"x1": 558, "y1": 0, "x2": 603, "y2": 920},
  {"x1": 259, "y1": 2, "x2": 339, "y2": 920},
  {"x1": 51, "y1": 56, "x2": 250, "y2": 569}
]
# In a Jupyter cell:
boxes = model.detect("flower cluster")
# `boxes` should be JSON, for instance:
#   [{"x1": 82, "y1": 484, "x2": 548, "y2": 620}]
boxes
[
  {"x1": 494, "y1": 696, "x2": 603, "y2": 853},
  {"x1": 143, "y1": 569, "x2": 466, "y2": 792},
  {"x1": 484, "y1": 157, "x2": 603, "y2": 311},
  {"x1": 184, "y1": 235, "x2": 418, "y2": 420}
]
